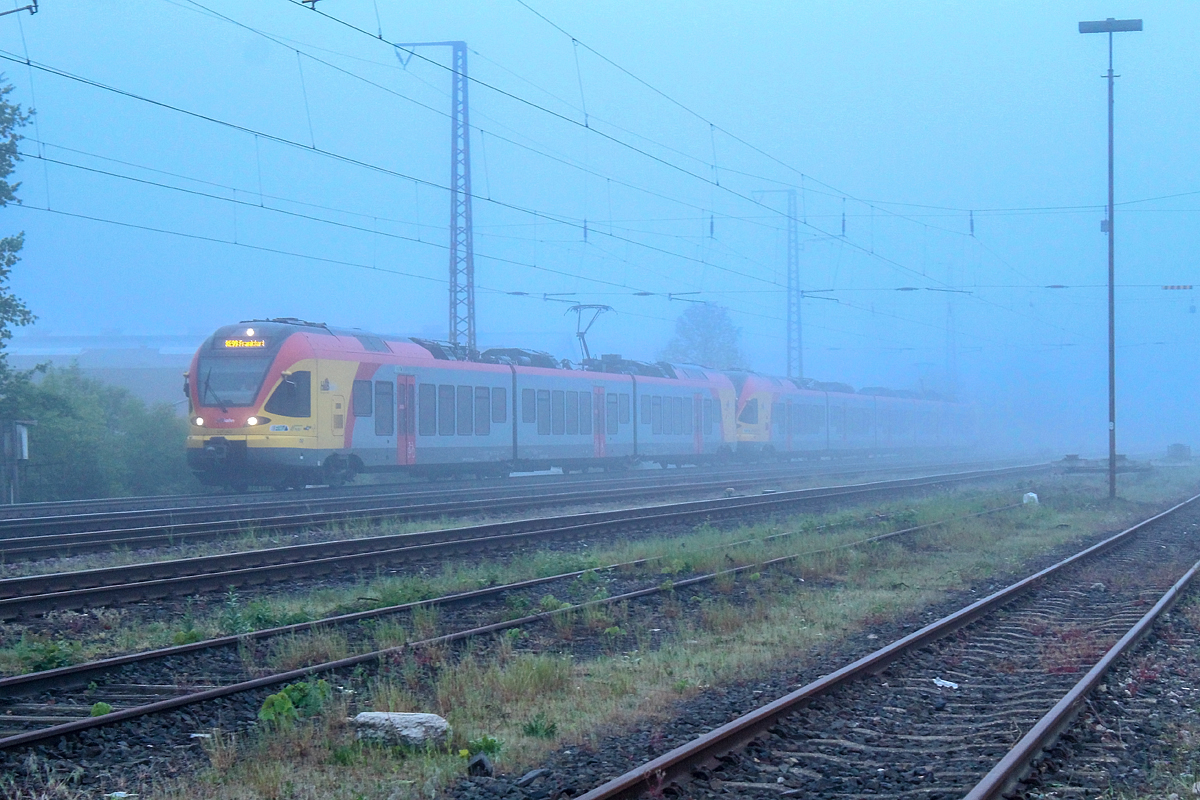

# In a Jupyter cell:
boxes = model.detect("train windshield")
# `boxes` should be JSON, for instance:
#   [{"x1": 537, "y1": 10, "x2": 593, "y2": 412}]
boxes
[{"x1": 197, "y1": 356, "x2": 272, "y2": 408}]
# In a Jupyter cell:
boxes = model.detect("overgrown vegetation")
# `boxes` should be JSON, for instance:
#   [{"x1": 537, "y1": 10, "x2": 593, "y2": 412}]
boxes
[{"x1": 3, "y1": 366, "x2": 194, "y2": 501}]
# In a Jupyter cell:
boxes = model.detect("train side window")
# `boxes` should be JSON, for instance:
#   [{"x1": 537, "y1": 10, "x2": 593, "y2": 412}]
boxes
[
  {"x1": 552, "y1": 390, "x2": 566, "y2": 435},
  {"x1": 606, "y1": 393, "x2": 619, "y2": 433},
  {"x1": 618, "y1": 394, "x2": 630, "y2": 424},
  {"x1": 683, "y1": 397, "x2": 693, "y2": 435},
  {"x1": 264, "y1": 371, "x2": 311, "y2": 417},
  {"x1": 565, "y1": 390, "x2": 579, "y2": 434},
  {"x1": 521, "y1": 388, "x2": 536, "y2": 423},
  {"x1": 418, "y1": 384, "x2": 436, "y2": 436},
  {"x1": 579, "y1": 391, "x2": 592, "y2": 435},
  {"x1": 457, "y1": 386, "x2": 473, "y2": 435},
  {"x1": 537, "y1": 390, "x2": 551, "y2": 435},
  {"x1": 491, "y1": 387, "x2": 507, "y2": 423},
  {"x1": 829, "y1": 404, "x2": 844, "y2": 435},
  {"x1": 374, "y1": 381, "x2": 394, "y2": 436},
  {"x1": 737, "y1": 398, "x2": 759, "y2": 425},
  {"x1": 671, "y1": 396, "x2": 683, "y2": 435},
  {"x1": 661, "y1": 396, "x2": 672, "y2": 435},
  {"x1": 641, "y1": 395, "x2": 651, "y2": 424},
  {"x1": 352, "y1": 380, "x2": 373, "y2": 417},
  {"x1": 474, "y1": 387, "x2": 491, "y2": 436},
  {"x1": 803, "y1": 405, "x2": 824, "y2": 434},
  {"x1": 438, "y1": 385, "x2": 456, "y2": 435},
  {"x1": 773, "y1": 402, "x2": 787, "y2": 435},
  {"x1": 702, "y1": 398, "x2": 713, "y2": 435},
  {"x1": 651, "y1": 396, "x2": 662, "y2": 434}
]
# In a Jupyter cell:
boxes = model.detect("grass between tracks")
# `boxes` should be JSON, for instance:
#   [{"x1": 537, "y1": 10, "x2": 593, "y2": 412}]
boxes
[{"x1": 7, "y1": 468, "x2": 1200, "y2": 800}]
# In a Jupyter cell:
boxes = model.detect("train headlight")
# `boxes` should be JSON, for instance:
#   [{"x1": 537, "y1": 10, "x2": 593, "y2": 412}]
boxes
[
  {"x1": 194, "y1": 417, "x2": 204, "y2": 426},
  {"x1": 246, "y1": 416, "x2": 271, "y2": 426}
]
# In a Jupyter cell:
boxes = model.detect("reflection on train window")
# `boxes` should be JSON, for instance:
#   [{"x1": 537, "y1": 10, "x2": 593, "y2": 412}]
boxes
[
  {"x1": 579, "y1": 391, "x2": 592, "y2": 435},
  {"x1": 737, "y1": 398, "x2": 758, "y2": 425},
  {"x1": 438, "y1": 385, "x2": 456, "y2": 436},
  {"x1": 264, "y1": 371, "x2": 311, "y2": 418},
  {"x1": 457, "y1": 386, "x2": 473, "y2": 436},
  {"x1": 829, "y1": 404, "x2": 845, "y2": 435},
  {"x1": 552, "y1": 390, "x2": 566, "y2": 435},
  {"x1": 773, "y1": 403, "x2": 786, "y2": 435},
  {"x1": 352, "y1": 380, "x2": 372, "y2": 417},
  {"x1": 474, "y1": 387, "x2": 490, "y2": 436},
  {"x1": 374, "y1": 381, "x2": 394, "y2": 436},
  {"x1": 491, "y1": 387, "x2": 506, "y2": 423},
  {"x1": 702, "y1": 398, "x2": 713, "y2": 435},
  {"x1": 418, "y1": 384, "x2": 436, "y2": 436},
  {"x1": 522, "y1": 388, "x2": 536, "y2": 423},
  {"x1": 848, "y1": 407, "x2": 871, "y2": 436},
  {"x1": 640, "y1": 395, "x2": 651, "y2": 425},
  {"x1": 565, "y1": 390, "x2": 579, "y2": 434},
  {"x1": 606, "y1": 393, "x2": 618, "y2": 434},
  {"x1": 537, "y1": 390, "x2": 551, "y2": 435},
  {"x1": 791, "y1": 404, "x2": 824, "y2": 435},
  {"x1": 651, "y1": 395, "x2": 662, "y2": 434},
  {"x1": 618, "y1": 394, "x2": 630, "y2": 425}
]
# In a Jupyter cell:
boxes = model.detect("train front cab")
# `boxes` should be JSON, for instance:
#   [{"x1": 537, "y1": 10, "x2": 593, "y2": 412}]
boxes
[{"x1": 187, "y1": 323, "x2": 328, "y2": 489}]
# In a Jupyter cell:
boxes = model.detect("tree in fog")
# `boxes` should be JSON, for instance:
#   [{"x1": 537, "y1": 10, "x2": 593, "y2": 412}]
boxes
[
  {"x1": 0, "y1": 78, "x2": 34, "y2": 397},
  {"x1": 659, "y1": 303, "x2": 745, "y2": 369}
]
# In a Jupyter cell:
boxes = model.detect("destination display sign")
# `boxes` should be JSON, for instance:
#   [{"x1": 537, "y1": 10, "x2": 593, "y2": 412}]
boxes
[{"x1": 224, "y1": 339, "x2": 266, "y2": 348}]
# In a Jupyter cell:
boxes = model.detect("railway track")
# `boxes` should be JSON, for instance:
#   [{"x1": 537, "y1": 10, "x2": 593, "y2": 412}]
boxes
[
  {"x1": 569, "y1": 495, "x2": 1200, "y2": 800},
  {"x1": 0, "y1": 464, "x2": 1041, "y2": 618},
  {"x1": 0, "y1": 455, "x2": 953, "y2": 527},
  {"x1": 0, "y1": 458, "x2": 1002, "y2": 561},
  {"x1": 0, "y1": 496, "x2": 1025, "y2": 750}
]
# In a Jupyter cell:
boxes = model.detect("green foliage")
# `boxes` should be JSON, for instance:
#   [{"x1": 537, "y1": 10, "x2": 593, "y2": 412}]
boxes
[
  {"x1": 466, "y1": 735, "x2": 502, "y2": 755},
  {"x1": 5, "y1": 367, "x2": 194, "y2": 501},
  {"x1": 89, "y1": 702, "x2": 113, "y2": 717},
  {"x1": 658, "y1": 303, "x2": 744, "y2": 369},
  {"x1": 0, "y1": 80, "x2": 34, "y2": 395},
  {"x1": 258, "y1": 679, "x2": 333, "y2": 727},
  {"x1": 538, "y1": 595, "x2": 567, "y2": 613},
  {"x1": 521, "y1": 713, "x2": 558, "y2": 739},
  {"x1": 172, "y1": 628, "x2": 205, "y2": 646},
  {"x1": 257, "y1": 692, "x2": 297, "y2": 725},
  {"x1": 2, "y1": 633, "x2": 82, "y2": 673},
  {"x1": 602, "y1": 626, "x2": 625, "y2": 637}
]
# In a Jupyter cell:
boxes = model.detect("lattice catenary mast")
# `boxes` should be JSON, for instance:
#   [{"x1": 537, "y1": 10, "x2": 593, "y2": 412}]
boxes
[{"x1": 396, "y1": 40, "x2": 476, "y2": 352}]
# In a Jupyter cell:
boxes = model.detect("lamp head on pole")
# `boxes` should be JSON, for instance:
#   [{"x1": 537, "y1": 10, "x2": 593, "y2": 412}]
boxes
[{"x1": 1078, "y1": 18, "x2": 1142, "y2": 34}]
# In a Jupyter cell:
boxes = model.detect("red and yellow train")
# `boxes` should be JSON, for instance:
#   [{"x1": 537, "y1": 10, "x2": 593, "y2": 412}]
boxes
[{"x1": 186, "y1": 318, "x2": 973, "y2": 490}]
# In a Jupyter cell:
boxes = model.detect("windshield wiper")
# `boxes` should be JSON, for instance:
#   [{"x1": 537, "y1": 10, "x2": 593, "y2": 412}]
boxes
[{"x1": 202, "y1": 368, "x2": 230, "y2": 412}]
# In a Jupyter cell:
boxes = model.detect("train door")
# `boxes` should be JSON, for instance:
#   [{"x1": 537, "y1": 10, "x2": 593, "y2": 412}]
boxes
[
  {"x1": 786, "y1": 401, "x2": 793, "y2": 453},
  {"x1": 396, "y1": 374, "x2": 415, "y2": 466},
  {"x1": 592, "y1": 386, "x2": 606, "y2": 458},
  {"x1": 693, "y1": 392, "x2": 704, "y2": 454}
]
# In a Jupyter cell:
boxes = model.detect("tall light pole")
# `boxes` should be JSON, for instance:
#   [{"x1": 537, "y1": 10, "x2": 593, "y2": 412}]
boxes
[{"x1": 1078, "y1": 17, "x2": 1142, "y2": 500}]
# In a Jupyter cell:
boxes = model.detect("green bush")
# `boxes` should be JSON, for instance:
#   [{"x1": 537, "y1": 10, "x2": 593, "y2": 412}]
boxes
[
  {"x1": 3, "y1": 634, "x2": 82, "y2": 673},
  {"x1": 258, "y1": 678, "x2": 333, "y2": 727},
  {"x1": 89, "y1": 702, "x2": 113, "y2": 717},
  {"x1": 4, "y1": 367, "x2": 194, "y2": 501}
]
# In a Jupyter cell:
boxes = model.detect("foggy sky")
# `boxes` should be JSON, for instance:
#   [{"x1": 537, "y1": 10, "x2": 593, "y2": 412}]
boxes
[{"x1": 0, "y1": 1, "x2": 1197, "y2": 456}]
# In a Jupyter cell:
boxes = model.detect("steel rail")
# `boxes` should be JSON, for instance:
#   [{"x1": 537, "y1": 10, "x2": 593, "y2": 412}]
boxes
[
  {"x1": 961, "y1": 557, "x2": 1200, "y2": 800},
  {"x1": 0, "y1": 460, "x2": 998, "y2": 561},
  {"x1": 0, "y1": 465, "x2": 1041, "y2": 618},
  {"x1": 0, "y1": 499, "x2": 1024, "y2": 750},
  {"x1": 0, "y1": 458, "x2": 936, "y2": 538},
  {"x1": 570, "y1": 492, "x2": 1200, "y2": 800},
  {"x1": 0, "y1": 455, "x2": 958, "y2": 524}
]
